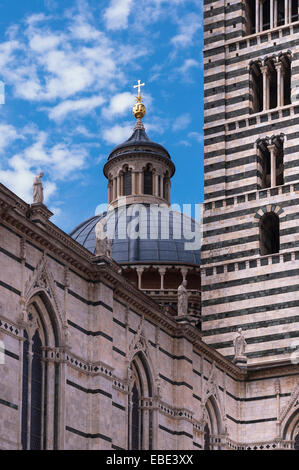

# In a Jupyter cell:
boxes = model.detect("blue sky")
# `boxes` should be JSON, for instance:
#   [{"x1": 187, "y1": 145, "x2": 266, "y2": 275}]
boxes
[{"x1": 0, "y1": 0, "x2": 204, "y2": 233}]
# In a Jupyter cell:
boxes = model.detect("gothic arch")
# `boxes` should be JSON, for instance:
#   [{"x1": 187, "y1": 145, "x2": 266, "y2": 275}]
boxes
[
  {"x1": 23, "y1": 255, "x2": 65, "y2": 344},
  {"x1": 280, "y1": 380, "x2": 299, "y2": 447},
  {"x1": 21, "y1": 258, "x2": 65, "y2": 450},
  {"x1": 283, "y1": 408, "x2": 299, "y2": 443},
  {"x1": 201, "y1": 362, "x2": 225, "y2": 450},
  {"x1": 128, "y1": 351, "x2": 154, "y2": 450}
]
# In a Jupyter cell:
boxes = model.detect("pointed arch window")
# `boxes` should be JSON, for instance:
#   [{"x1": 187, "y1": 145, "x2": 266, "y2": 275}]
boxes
[
  {"x1": 131, "y1": 382, "x2": 140, "y2": 450},
  {"x1": 30, "y1": 330, "x2": 43, "y2": 450},
  {"x1": 203, "y1": 395, "x2": 223, "y2": 450},
  {"x1": 295, "y1": 434, "x2": 299, "y2": 450},
  {"x1": 21, "y1": 295, "x2": 60, "y2": 450},
  {"x1": 204, "y1": 423, "x2": 211, "y2": 450},
  {"x1": 128, "y1": 352, "x2": 153, "y2": 450},
  {"x1": 21, "y1": 316, "x2": 44, "y2": 450}
]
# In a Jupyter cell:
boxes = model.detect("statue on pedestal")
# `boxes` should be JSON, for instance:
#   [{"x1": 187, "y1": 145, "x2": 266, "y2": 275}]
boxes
[
  {"x1": 33, "y1": 172, "x2": 44, "y2": 204},
  {"x1": 178, "y1": 280, "x2": 188, "y2": 316},
  {"x1": 233, "y1": 328, "x2": 247, "y2": 361}
]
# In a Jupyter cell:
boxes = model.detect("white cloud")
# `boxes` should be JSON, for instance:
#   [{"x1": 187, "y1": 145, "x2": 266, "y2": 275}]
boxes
[
  {"x1": 0, "y1": 128, "x2": 88, "y2": 203},
  {"x1": 49, "y1": 95, "x2": 105, "y2": 121},
  {"x1": 0, "y1": 40, "x2": 20, "y2": 68},
  {"x1": 172, "y1": 113, "x2": 191, "y2": 132},
  {"x1": 171, "y1": 13, "x2": 201, "y2": 48},
  {"x1": 102, "y1": 123, "x2": 132, "y2": 145},
  {"x1": 0, "y1": 124, "x2": 22, "y2": 153},
  {"x1": 29, "y1": 33, "x2": 62, "y2": 52},
  {"x1": 188, "y1": 131, "x2": 203, "y2": 143},
  {"x1": 105, "y1": 92, "x2": 135, "y2": 119},
  {"x1": 176, "y1": 58, "x2": 200, "y2": 77},
  {"x1": 104, "y1": 0, "x2": 133, "y2": 30}
]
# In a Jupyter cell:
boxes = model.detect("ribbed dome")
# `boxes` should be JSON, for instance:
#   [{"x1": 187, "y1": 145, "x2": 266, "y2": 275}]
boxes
[
  {"x1": 107, "y1": 123, "x2": 172, "y2": 162},
  {"x1": 70, "y1": 205, "x2": 201, "y2": 265}
]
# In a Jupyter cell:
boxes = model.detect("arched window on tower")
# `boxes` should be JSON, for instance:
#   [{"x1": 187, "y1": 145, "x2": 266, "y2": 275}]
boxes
[
  {"x1": 259, "y1": 212, "x2": 280, "y2": 255},
  {"x1": 262, "y1": 0, "x2": 271, "y2": 30},
  {"x1": 123, "y1": 167, "x2": 132, "y2": 196},
  {"x1": 280, "y1": 53, "x2": 292, "y2": 106},
  {"x1": 265, "y1": 59, "x2": 278, "y2": 109},
  {"x1": 246, "y1": 0, "x2": 298, "y2": 33},
  {"x1": 257, "y1": 136, "x2": 284, "y2": 189},
  {"x1": 128, "y1": 352, "x2": 153, "y2": 450},
  {"x1": 144, "y1": 164, "x2": 153, "y2": 195},
  {"x1": 295, "y1": 434, "x2": 299, "y2": 450},
  {"x1": 258, "y1": 140, "x2": 271, "y2": 189},
  {"x1": 292, "y1": 0, "x2": 299, "y2": 22},
  {"x1": 245, "y1": 0, "x2": 256, "y2": 34},
  {"x1": 250, "y1": 62, "x2": 263, "y2": 113}
]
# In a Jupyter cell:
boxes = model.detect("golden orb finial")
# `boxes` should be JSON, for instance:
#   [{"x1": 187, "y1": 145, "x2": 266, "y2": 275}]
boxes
[{"x1": 133, "y1": 79, "x2": 146, "y2": 119}]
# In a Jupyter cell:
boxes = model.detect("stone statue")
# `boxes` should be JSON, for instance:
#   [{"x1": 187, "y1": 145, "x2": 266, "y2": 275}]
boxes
[
  {"x1": 96, "y1": 236, "x2": 112, "y2": 258},
  {"x1": 233, "y1": 328, "x2": 247, "y2": 359},
  {"x1": 178, "y1": 280, "x2": 188, "y2": 316},
  {"x1": 33, "y1": 172, "x2": 44, "y2": 204}
]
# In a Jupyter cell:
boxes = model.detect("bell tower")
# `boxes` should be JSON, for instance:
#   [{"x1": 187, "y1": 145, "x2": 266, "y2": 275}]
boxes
[{"x1": 201, "y1": 0, "x2": 299, "y2": 365}]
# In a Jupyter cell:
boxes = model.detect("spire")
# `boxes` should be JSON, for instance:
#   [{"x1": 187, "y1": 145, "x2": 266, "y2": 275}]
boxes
[{"x1": 132, "y1": 79, "x2": 146, "y2": 120}]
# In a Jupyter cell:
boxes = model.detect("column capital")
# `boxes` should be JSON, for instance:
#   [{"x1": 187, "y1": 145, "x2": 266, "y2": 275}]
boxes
[
  {"x1": 260, "y1": 65, "x2": 269, "y2": 75},
  {"x1": 158, "y1": 267, "x2": 167, "y2": 275},
  {"x1": 267, "y1": 143, "x2": 277, "y2": 152}
]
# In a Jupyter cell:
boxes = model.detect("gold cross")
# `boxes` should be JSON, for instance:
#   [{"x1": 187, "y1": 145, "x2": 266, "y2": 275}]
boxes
[{"x1": 133, "y1": 79, "x2": 145, "y2": 100}]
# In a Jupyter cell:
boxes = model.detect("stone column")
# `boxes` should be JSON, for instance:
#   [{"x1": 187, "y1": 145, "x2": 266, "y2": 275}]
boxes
[
  {"x1": 120, "y1": 173, "x2": 124, "y2": 196},
  {"x1": 281, "y1": 67, "x2": 285, "y2": 106},
  {"x1": 270, "y1": 0, "x2": 274, "y2": 28},
  {"x1": 132, "y1": 171, "x2": 136, "y2": 195},
  {"x1": 275, "y1": 379, "x2": 281, "y2": 438},
  {"x1": 285, "y1": 0, "x2": 289, "y2": 24},
  {"x1": 274, "y1": 0, "x2": 278, "y2": 26},
  {"x1": 139, "y1": 171, "x2": 144, "y2": 194},
  {"x1": 276, "y1": 62, "x2": 282, "y2": 107},
  {"x1": 136, "y1": 267, "x2": 144, "y2": 290},
  {"x1": 159, "y1": 267, "x2": 166, "y2": 290},
  {"x1": 268, "y1": 144, "x2": 277, "y2": 187},
  {"x1": 261, "y1": 65, "x2": 269, "y2": 110},
  {"x1": 117, "y1": 175, "x2": 121, "y2": 198},
  {"x1": 260, "y1": 0, "x2": 263, "y2": 31},
  {"x1": 160, "y1": 176, "x2": 164, "y2": 199},
  {"x1": 256, "y1": 0, "x2": 260, "y2": 33},
  {"x1": 113, "y1": 177, "x2": 117, "y2": 200},
  {"x1": 180, "y1": 267, "x2": 188, "y2": 283}
]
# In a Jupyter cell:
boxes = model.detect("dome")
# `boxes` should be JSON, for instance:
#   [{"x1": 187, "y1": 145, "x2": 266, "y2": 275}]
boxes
[
  {"x1": 105, "y1": 122, "x2": 173, "y2": 167},
  {"x1": 70, "y1": 204, "x2": 201, "y2": 265}
]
